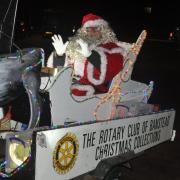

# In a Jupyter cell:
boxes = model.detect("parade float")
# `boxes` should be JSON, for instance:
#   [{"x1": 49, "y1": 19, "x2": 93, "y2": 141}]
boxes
[
  {"x1": 0, "y1": 30, "x2": 176, "y2": 180},
  {"x1": 0, "y1": 1, "x2": 176, "y2": 180}
]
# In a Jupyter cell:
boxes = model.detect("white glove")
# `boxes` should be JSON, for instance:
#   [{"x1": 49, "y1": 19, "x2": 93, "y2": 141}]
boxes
[
  {"x1": 76, "y1": 39, "x2": 91, "y2": 57},
  {"x1": 52, "y1": 34, "x2": 69, "y2": 56},
  {"x1": 46, "y1": 52, "x2": 54, "y2": 68}
]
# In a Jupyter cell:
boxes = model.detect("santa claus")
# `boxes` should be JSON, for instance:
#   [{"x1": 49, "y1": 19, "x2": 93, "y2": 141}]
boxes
[{"x1": 47, "y1": 13, "x2": 128, "y2": 96}]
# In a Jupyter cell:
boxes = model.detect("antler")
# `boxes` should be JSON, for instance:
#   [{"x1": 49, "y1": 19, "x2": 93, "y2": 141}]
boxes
[
  {"x1": 132, "y1": 30, "x2": 147, "y2": 56},
  {"x1": 94, "y1": 30, "x2": 147, "y2": 120}
]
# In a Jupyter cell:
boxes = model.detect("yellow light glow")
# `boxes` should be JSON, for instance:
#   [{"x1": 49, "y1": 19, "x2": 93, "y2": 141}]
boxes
[
  {"x1": 9, "y1": 142, "x2": 30, "y2": 166},
  {"x1": 45, "y1": 31, "x2": 53, "y2": 35}
]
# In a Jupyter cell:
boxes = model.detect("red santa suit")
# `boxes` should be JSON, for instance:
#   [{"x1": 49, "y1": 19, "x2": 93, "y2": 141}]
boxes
[
  {"x1": 71, "y1": 13, "x2": 126, "y2": 96},
  {"x1": 71, "y1": 42, "x2": 126, "y2": 96}
]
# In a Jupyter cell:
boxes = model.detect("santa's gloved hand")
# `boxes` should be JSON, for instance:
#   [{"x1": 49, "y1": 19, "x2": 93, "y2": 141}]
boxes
[
  {"x1": 52, "y1": 34, "x2": 69, "y2": 56},
  {"x1": 76, "y1": 39, "x2": 91, "y2": 57}
]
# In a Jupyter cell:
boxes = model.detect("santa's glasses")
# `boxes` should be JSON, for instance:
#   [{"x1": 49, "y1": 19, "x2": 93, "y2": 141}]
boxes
[{"x1": 84, "y1": 26, "x2": 102, "y2": 33}]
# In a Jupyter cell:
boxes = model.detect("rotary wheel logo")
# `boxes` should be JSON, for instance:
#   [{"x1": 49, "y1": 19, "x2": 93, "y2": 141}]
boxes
[{"x1": 53, "y1": 132, "x2": 79, "y2": 174}]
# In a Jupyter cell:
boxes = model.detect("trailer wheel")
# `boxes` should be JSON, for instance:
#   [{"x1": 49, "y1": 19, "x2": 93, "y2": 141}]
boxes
[{"x1": 104, "y1": 166, "x2": 123, "y2": 180}]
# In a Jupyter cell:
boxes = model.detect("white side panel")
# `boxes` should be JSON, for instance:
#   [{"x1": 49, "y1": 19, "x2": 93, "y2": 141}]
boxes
[
  {"x1": 48, "y1": 67, "x2": 153, "y2": 126},
  {"x1": 49, "y1": 67, "x2": 112, "y2": 125},
  {"x1": 40, "y1": 76, "x2": 54, "y2": 90},
  {"x1": 35, "y1": 110, "x2": 175, "y2": 180},
  {"x1": 120, "y1": 80, "x2": 152, "y2": 102}
]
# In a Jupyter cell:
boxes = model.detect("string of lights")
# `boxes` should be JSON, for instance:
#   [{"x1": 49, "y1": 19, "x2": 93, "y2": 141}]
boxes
[
  {"x1": 0, "y1": 155, "x2": 31, "y2": 178},
  {"x1": 94, "y1": 30, "x2": 147, "y2": 121}
]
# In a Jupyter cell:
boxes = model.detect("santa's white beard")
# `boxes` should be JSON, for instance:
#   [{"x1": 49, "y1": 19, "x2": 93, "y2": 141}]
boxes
[{"x1": 65, "y1": 26, "x2": 118, "y2": 64}]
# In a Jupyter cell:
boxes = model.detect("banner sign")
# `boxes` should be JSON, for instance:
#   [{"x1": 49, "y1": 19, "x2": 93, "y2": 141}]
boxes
[{"x1": 35, "y1": 110, "x2": 175, "y2": 180}]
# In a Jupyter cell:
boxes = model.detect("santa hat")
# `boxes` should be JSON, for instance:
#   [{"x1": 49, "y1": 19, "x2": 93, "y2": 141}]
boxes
[{"x1": 82, "y1": 13, "x2": 108, "y2": 28}]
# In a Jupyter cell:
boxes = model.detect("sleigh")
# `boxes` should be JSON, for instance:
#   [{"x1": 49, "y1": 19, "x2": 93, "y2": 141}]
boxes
[
  {"x1": 0, "y1": 30, "x2": 176, "y2": 180},
  {"x1": 40, "y1": 30, "x2": 153, "y2": 126}
]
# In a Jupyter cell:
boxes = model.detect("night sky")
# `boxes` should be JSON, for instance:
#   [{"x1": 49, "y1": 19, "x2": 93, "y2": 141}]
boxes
[{"x1": 16, "y1": 0, "x2": 180, "y2": 40}]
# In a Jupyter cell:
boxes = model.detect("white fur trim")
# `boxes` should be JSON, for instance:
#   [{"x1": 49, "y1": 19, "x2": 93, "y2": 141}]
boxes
[
  {"x1": 64, "y1": 56, "x2": 69, "y2": 67},
  {"x1": 73, "y1": 59, "x2": 86, "y2": 77},
  {"x1": 87, "y1": 49, "x2": 107, "y2": 85},
  {"x1": 47, "y1": 52, "x2": 54, "y2": 68},
  {"x1": 97, "y1": 46, "x2": 128, "y2": 57},
  {"x1": 64, "y1": 56, "x2": 73, "y2": 67},
  {"x1": 71, "y1": 84, "x2": 95, "y2": 95},
  {"x1": 83, "y1": 19, "x2": 108, "y2": 28},
  {"x1": 117, "y1": 41, "x2": 132, "y2": 57},
  {"x1": 64, "y1": 56, "x2": 86, "y2": 77},
  {"x1": 117, "y1": 41, "x2": 132, "y2": 50}
]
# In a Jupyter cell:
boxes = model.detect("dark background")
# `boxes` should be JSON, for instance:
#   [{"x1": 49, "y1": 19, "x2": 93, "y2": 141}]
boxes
[
  {"x1": 1, "y1": 0, "x2": 180, "y2": 179},
  {"x1": 16, "y1": 1, "x2": 180, "y2": 37}
]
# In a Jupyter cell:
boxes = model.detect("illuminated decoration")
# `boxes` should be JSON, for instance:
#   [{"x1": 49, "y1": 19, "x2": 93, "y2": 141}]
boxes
[
  {"x1": 0, "y1": 106, "x2": 11, "y2": 130},
  {"x1": 8, "y1": 137, "x2": 31, "y2": 169},
  {"x1": 22, "y1": 49, "x2": 44, "y2": 128},
  {"x1": 53, "y1": 132, "x2": 79, "y2": 174},
  {"x1": 45, "y1": 31, "x2": 53, "y2": 35},
  {"x1": 0, "y1": 134, "x2": 32, "y2": 177},
  {"x1": 0, "y1": 48, "x2": 44, "y2": 129},
  {"x1": 0, "y1": 131, "x2": 33, "y2": 177},
  {"x1": 144, "y1": 7, "x2": 152, "y2": 14},
  {"x1": 9, "y1": 143, "x2": 29, "y2": 166},
  {"x1": 0, "y1": 156, "x2": 31, "y2": 178},
  {"x1": 94, "y1": 30, "x2": 147, "y2": 120},
  {"x1": 0, "y1": 161, "x2": 7, "y2": 175},
  {"x1": 0, "y1": 117, "x2": 11, "y2": 130}
]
